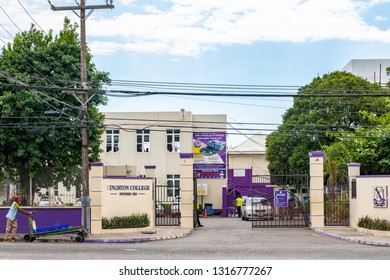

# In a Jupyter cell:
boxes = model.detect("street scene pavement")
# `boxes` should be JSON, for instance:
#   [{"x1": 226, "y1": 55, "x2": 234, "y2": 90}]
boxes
[{"x1": 1, "y1": 216, "x2": 390, "y2": 246}]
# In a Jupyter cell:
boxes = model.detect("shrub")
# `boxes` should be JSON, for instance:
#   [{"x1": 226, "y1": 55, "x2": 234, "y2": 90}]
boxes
[
  {"x1": 102, "y1": 213, "x2": 150, "y2": 229},
  {"x1": 357, "y1": 215, "x2": 390, "y2": 231}
]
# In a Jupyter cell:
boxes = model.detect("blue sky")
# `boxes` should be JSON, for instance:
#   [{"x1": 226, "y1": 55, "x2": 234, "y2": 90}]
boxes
[{"x1": 1, "y1": 0, "x2": 390, "y2": 146}]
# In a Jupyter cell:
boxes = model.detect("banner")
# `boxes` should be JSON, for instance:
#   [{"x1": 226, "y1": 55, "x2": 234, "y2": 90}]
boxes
[{"x1": 193, "y1": 132, "x2": 226, "y2": 178}]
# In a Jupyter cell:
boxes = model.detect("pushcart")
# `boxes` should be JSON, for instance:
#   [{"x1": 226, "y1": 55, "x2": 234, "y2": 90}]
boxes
[{"x1": 23, "y1": 214, "x2": 87, "y2": 242}]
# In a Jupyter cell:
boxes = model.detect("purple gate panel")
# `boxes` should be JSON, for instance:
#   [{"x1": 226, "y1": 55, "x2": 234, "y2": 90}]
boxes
[{"x1": 0, "y1": 207, "x2": 82, "y2": 234}]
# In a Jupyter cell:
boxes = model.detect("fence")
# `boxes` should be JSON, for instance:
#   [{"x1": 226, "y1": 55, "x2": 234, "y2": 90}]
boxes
[{"x1": 1, "y1": 193, "x2": 79, "y2": 206}]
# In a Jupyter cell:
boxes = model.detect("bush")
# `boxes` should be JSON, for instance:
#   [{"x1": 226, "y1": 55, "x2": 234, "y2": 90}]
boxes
[
  {"x1": 357, "y1": 215, "x2": 390, "y2": 231},
  {"x1": 102, "y1": 213, "x2": 150, "y2": 229}
]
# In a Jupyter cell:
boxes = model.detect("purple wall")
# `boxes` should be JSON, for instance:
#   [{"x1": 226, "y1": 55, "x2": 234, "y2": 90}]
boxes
[
  {"x1": 0, "y1": 207, "x2": 82, "y2": 234},
  {"x1": 228, "y1": 169, "x2": 274, "y2": 198},
  {"x1": 224, "y1": 169, "x2": 275, "y2": 216}
]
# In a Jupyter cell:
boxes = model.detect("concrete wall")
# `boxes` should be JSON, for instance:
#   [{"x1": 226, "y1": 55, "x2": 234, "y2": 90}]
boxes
[
  {"x1": 90, "y1": 162, "x2": 155, "y2": 234},
  {"x1": 349, "y1": 163, "x2": 390, "y2": 228}
]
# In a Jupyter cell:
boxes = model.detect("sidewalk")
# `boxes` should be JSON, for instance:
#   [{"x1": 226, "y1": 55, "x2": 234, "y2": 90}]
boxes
[
  {"x1": 0, "y1": 227, "x2": 194, "y2": 243},
  {"x1": 1, "y1": 226, "x2": 390, "y2": 246}
]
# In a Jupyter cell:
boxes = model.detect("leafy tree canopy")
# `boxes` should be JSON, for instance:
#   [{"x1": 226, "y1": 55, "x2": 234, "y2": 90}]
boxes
[
  {"x1": 266, "y1": 71, "x2": 389, "y2": 174},
  {"x1": 0, "y1": 18, "x2": 110, "y2": 197}
]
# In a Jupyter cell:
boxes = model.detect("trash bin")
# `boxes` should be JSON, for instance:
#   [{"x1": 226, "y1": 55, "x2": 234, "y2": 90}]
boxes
[{"x1": 205, "y1": 203, "x2": 213, "y2": 215}]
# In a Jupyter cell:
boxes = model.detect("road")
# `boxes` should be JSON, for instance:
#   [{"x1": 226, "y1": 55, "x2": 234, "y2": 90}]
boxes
[{"x1": 1, "y1": 217, "x2": 389, "y2": 260}]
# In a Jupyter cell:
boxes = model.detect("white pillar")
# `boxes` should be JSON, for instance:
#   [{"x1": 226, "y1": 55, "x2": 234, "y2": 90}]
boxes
[
  {"x1": 145, "y1": 165, "x2": 156, "y2": 178},
  {"x1": 309, "y1": 151, "x2": 324, "y2": 228},
  {"x1": 348, "y1": 163, "x2": 361, "y2": 228},
  {"x1": 90, "y1": 162, "x2": 104, "y2": 234},
  {"x1": 180, "y1": 153, "x2": 194, "y2": 228}
]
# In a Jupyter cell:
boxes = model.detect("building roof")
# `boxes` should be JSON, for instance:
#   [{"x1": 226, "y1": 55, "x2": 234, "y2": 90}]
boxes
[{"x1": 228, "y1": 134, "x2": 267, "y2": 154}]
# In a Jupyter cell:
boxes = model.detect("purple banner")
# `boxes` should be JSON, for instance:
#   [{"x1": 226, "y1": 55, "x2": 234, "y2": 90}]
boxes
[{"x1": 193, "y1": 132, "x2": 226, "y2": 179}]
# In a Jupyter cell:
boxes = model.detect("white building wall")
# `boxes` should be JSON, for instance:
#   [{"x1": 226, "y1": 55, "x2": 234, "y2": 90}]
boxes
[
  {"x1": 101, "y1": 111, "x2": 227, "y2": 209},
  {"x1": 342, "y1": 59, "x2": 390, "y2": 86},
  {"x1": 229, "y1": 154, "x2": 269, "y2": 175}
]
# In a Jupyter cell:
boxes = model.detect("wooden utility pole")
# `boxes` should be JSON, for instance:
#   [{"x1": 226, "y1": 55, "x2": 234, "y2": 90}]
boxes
[{"x1": 50, "y1": 1, "x2": 114, "y2": 235}]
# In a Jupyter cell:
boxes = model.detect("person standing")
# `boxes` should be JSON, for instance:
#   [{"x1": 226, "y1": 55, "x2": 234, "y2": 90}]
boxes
[
  {"x1": 4, "y1": 195, "x2": 32, "y2": 242},
  {"x1": 196, "y1": 201, "x2": 204, "y2": 227},
  {"x1": 236, "y1": 196, "x2": 243, "y2": 218}
]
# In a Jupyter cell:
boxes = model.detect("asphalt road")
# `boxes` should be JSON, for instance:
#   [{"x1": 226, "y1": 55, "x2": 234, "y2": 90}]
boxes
[{"x1": 1, "y1": 217, "x2": 389, "y2": 260}]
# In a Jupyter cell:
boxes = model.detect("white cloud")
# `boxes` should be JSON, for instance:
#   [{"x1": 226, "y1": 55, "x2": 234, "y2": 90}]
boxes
[
  {"x1": 2, "y1": 0, "x2": 390, "y2": 57},
  {"x1": 86, "y1": 0, "x2": 390, "y2": 56},
  {"x1": 375, "y1": 15, "x2": 387, "y2": 21}
]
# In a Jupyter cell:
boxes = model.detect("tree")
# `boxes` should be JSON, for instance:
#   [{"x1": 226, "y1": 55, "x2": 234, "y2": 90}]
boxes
[
  {"x1": 324, "y1": 110, "x2": 390, "y2": 175},
  {"x1": 0, "y1": 18, "x2": 110, "y2": 200},
  {"x1": 266, "y1": 71, "x2": 389, "y2": 174}
]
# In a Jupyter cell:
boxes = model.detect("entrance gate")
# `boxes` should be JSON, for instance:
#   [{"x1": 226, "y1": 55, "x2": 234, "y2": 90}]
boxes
[
  {"x1": 155, "y1": 185, "x2": 181, "y2": 226},
  {"x1": 250, "y1": 174, "x2": 310, "y2": 228},
  {"x1": 324, "y1": 184, "x2": 349, "y2": 226}
]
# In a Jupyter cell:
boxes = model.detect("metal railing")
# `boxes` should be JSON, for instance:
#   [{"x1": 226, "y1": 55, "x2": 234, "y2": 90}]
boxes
[{"x1": 1, "y1": 193, "x2": 79, "y2": 206}]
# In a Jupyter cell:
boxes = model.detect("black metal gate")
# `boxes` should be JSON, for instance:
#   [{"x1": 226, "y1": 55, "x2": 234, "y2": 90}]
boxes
[
  {"x1": 250, "y1": 174, "x2": 310, "y2": 228},
  {"x1": 155, "y1": 185, "x2": 181, "y2": 226},
  {"x1": 324, "y1": 184, "x2": 349, "y2": 226}
]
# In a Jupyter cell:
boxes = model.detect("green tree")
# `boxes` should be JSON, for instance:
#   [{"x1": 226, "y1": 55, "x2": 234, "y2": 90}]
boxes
[
  {"x1": 324, "y1": 110, "x2": 390, "y2": 175},
  {"x1": 266, "y1": 71, "x2": 388, "y2": 174},
  {"x1": 0, "y1": 18, "x2": 110, "y2": 200}
]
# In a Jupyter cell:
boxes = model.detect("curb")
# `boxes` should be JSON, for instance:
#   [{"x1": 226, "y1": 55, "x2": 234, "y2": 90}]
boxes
[
  {"x1": 1, "y1": 228, "x2": 194, "y2": 243},
  {"x1": 84, "y1": 228, "x2": 194, "y2": 244},
  {"x1": 313, "y1": 228, "x2": 390, "y2": 247}
]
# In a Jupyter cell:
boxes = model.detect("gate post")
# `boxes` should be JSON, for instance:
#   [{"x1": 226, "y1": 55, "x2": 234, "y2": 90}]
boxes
[
  {"x1": 180, "y1": 153, "x2": 194, "y2": 228},
  {"x1": 90, "y1": 162, "x2": 104, "y2": 234},
  {"x1": 348, "y1": 163, "x2": 361, "y2": 228},
  {"x1": 309, "y1": 152, "x2": 324, "y2": 228}
]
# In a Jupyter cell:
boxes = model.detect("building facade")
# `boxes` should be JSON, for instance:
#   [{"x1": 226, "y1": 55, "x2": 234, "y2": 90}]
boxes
[{"x1": 101, "y1": 111, "x2": 227, "y2": 211}]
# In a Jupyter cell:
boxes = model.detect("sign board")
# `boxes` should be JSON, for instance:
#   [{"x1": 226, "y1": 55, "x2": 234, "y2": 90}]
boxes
[
  {"x1": 193, "y1": 132, "x2": 226, "y2": 179},
  {"x1": 197, "y1": 183, "x2": 208, "y2": 196},
  {"x1": 274, "y1": 190, "x2": 288, "y2": 207},
  {"x1": 373, "y1": 185, "x2": 388, "y2": 208}
]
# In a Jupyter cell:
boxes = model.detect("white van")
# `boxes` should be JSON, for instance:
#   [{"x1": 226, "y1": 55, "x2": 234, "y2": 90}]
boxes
[{"x1": 241, "y1": 197, "x2": 273, "y2": 221}]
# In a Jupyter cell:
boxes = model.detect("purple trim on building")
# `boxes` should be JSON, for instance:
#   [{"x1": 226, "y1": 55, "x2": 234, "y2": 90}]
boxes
[
  {"x1": 144, "y1": 165, "x2": 156, "y2": 169},
  {"x1": 309, "y1": 151, "x2": 324, "y2": 158},
  {"x1": 90, "y1": 162, "x2": 104, "y2": 166},
  {"x1": 104, "y1": 176, "x2": 153, "y2": 179},
  {"x1": 180, "y1": 153, "x2": 193, "y2": 159},
  {"x1": 347, "y1": 163, "x2": 361, "y2": 167}
]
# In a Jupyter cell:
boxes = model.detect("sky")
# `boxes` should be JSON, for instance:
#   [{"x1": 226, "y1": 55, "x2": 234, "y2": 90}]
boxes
[{"x1": 1, "y1": 0, "x2": 390, "y2": 146}]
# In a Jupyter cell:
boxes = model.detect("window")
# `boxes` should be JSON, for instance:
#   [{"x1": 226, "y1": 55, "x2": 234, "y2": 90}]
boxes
[
  {"x1": 137, "y1": 129, "x2": 150, "y2": 152},
  {"x1": 351, "y1": 179, "x2": 356, "y2": 199},
  {"x1": 106, "y1": 129, "x2": 120, "y2": 152},
  {"x1": 167, "y1": 129, "x2": 180, "y2": 152},
  {"x1": 167, "y1": 174, "x2": 180, "y2": 198}
]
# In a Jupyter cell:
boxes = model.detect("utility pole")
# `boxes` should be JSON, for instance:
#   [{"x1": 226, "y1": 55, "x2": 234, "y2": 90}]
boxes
[{"x1": 49, "y1": 1, "x2": 114, "y2": 235}]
